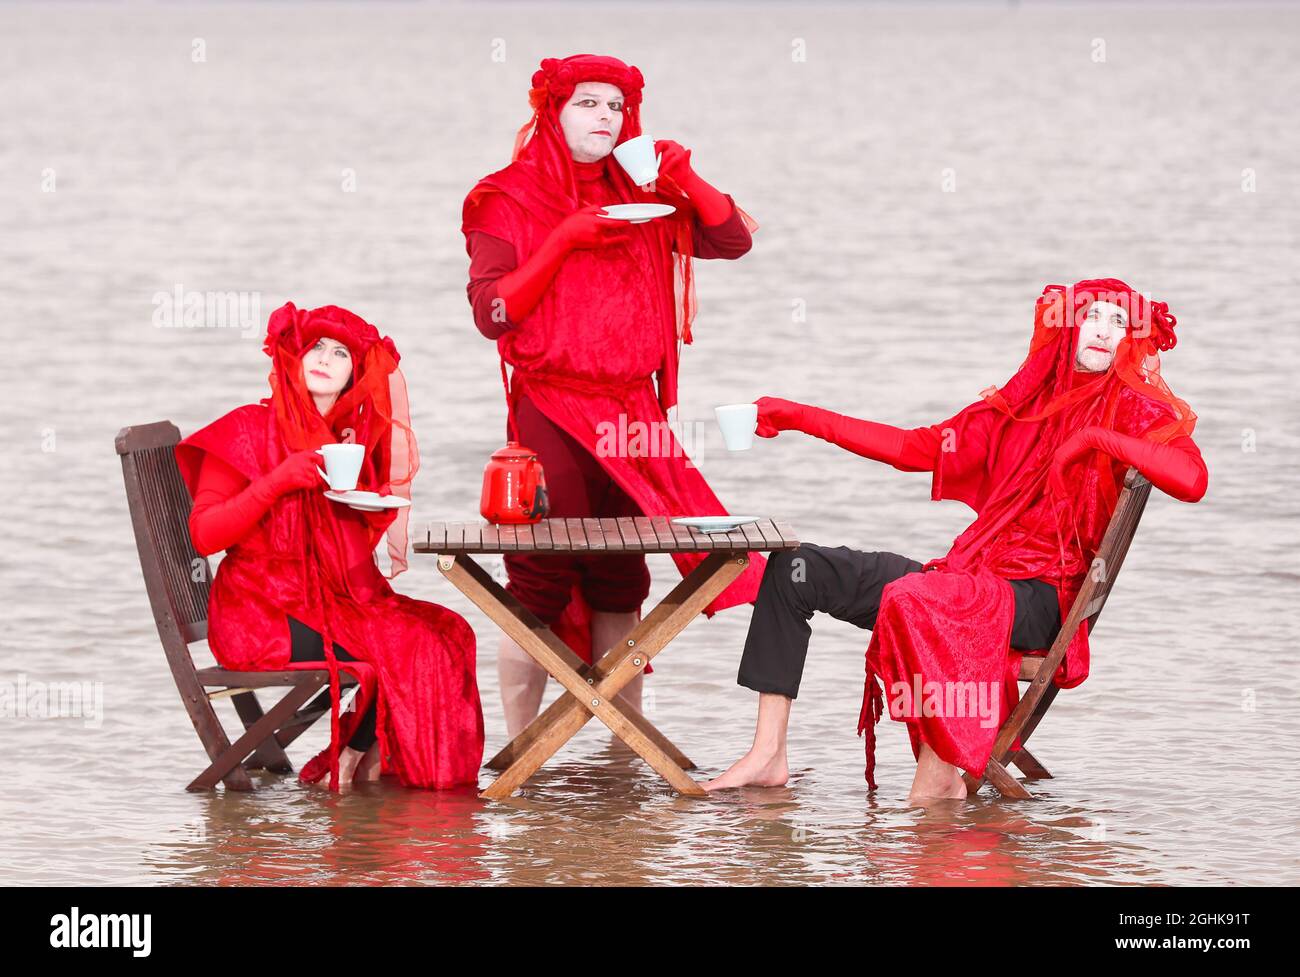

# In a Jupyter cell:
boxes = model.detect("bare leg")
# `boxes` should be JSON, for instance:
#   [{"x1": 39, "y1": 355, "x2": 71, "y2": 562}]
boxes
[
  {"x1": 703, "y1": 693, "x2": 792, "y2": 790},
  {"x1": 497, "y1": 608, "x2": 642, "y2": 741},
  {"x1": 498, "y1": 633, "x2": 548, "y2": 739},
  {"x1": 907, "y1": 742, "x2": 968, "y2": 803},
  {"x1": 590, "y1": 608, "x2": 643, "y2": 725},
  {"x1": 356, "y1": 741, "x2": 382, "y2": 782},
  {"x1": 334, "y1": 745, "x2": 365, "y2": 789}
]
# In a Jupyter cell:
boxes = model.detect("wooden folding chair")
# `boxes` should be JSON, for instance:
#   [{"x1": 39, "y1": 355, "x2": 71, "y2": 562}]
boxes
[
  {"x1": 965, "y1": 467, "x2": 1154, "y2": 799},
  {"x1": 115, "y1": 420, "x2": 353, "y2": 791}
]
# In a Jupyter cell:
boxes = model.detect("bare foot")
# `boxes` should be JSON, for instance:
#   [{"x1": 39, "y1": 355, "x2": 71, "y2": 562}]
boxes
[
  {"x1": 906, "y1": 742, "x2": 969, "y2": 803},
  {"x1": 703, "y1": 750, "x2": 789, "y2": 791},
  {"x1": 907, "y1": 763, "x2": 968, "y2": 803}
]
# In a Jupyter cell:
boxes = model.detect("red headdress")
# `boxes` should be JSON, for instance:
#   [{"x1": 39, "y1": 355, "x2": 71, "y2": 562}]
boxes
[
  {"x1": 509, "y1": 54, "x2": 648, "y2": 206},
  {"x1": 263, "y1": 301, "x2": 418, "y2": 578},
  {"x1": 933, "y1": 277, "x2": 1195, "y2": 583}
]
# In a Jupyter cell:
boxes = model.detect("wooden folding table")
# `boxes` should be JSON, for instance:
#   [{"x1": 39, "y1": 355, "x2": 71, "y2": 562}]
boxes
[{"x1": 414, "y1": 515, "x2": 799, "y2": 799}]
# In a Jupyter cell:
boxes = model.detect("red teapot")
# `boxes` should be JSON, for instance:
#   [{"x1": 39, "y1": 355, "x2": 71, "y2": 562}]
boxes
[{"x1": 480, "y1": 441, "x2": 549, "y2": 524}]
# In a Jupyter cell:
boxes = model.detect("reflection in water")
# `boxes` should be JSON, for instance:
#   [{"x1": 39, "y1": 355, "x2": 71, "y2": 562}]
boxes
[
  {"x1": 136, "y1": 759, "x2": 1169, "y2": 886},
  {"x1": 149, "y1": 780, "x2": 492, "y2": 886}
]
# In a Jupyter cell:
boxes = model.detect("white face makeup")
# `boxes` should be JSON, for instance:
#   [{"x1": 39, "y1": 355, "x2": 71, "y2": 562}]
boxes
[
  {"x1": 558, "y1": 82, "x2": 625, "y2": 163},
  {"x1": 302, "y1": 336, "x2": 353, "y2": 400},
  {"x1": 1074, "y1": 300, "x2": 1129, "y2": 373}
]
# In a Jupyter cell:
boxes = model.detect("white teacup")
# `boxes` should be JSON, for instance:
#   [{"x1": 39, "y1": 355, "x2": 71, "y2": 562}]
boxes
[
  {"x1": 612, "y1": 134, "x2": 661, "y2": 187},
  {"x1": 715, "y1": 403, "x2": 758, "y2": 452},
  {"x1": 316, "y1": 442, "x2": 365, "y2": 491}
]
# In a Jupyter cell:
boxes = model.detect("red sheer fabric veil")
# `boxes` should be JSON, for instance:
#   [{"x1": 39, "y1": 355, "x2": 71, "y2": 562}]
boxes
[
  {"x1": 935, "y1": 277, "x2": 1195, "y2": 579},
  {"x1": 464, "y1": 52, "x2": 759, "y2": 415},
  {"x1": 264, "y1": 302, "x2": 419, "y2": 577},
  {"x1": 263, "y1": 302, "x2": 418, "y2": 790}
]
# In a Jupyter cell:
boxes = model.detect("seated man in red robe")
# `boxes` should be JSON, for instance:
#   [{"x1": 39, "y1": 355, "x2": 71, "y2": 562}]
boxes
[
  {"x1": 704, "y1": 279, "x2": 1208, "y2": 802},
  {"x1": 462, "y1": 54, "x2": 765, "y2": 737}
]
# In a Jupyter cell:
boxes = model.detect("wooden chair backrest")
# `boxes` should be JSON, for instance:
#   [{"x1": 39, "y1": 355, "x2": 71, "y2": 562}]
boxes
[
  {"x1": 115, "y1": 422, "x2": 212, "y2": 673},
  {"x1": 1050, "y1": 467, "x2": 1154, "y2": 657}
]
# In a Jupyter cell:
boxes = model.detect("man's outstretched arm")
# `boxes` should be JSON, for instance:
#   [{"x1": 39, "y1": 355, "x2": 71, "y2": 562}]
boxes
[{"x1": 754, "y1": 396, "x2": 942, "y2": 471}]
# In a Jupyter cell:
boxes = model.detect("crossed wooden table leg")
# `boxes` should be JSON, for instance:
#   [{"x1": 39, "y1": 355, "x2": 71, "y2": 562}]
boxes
[{"x1": 437, "y1": 550, "x2": 749, "y2": 799}]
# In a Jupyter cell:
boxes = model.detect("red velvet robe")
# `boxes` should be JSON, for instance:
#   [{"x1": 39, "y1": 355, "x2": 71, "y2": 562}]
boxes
[
  {"x1": 861, "y1": 377, "x2": 1187, "y2": 781},
  {"x1": 463, "y1": 159, "x2": 767, "y2": 653},
  {"x1": 176, "y1": 402, "x2": 485, "y2": 789}
]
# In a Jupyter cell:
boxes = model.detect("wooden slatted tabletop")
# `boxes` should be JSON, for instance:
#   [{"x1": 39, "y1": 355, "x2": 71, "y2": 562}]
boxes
[{"x1": 413, "y1": 516, "x2": 800, "y2": 555}]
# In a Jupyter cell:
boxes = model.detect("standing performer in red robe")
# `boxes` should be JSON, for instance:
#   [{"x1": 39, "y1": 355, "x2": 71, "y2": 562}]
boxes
[
  {"x1": 462, "y1": 54, "x2": 766, "y2": 736},
  {"x1": 704, "y1": 279, "x2": 1208, "y2": 802},
  {"x1": 175, "y1": 302, "x2": 485, "y2": 791}
]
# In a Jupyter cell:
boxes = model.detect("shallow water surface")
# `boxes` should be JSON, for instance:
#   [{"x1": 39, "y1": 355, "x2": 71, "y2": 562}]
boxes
[{"x1": 2, "y1": 1, "x2": 1297, "y2": 885}]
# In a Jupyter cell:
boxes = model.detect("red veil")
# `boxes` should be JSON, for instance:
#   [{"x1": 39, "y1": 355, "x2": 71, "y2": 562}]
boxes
[
  {"x1": 931, "y1": 277, "x2": 1194, "y2": 582},
  {"x1": 177, "y1": 303, "x2": 427, "y2": 791},
  {"x1": 459, "y1": 54, "x2": 770, "y2": 660},
  {"x1": 265, "y1": 303, "x2": 419, "y2": 790},
  {"x1": 262, "y1": 302, "x2": 418, "y2": 577},
  {"x1": 464, "y1": 53, "x2": 758, "y2": 417}
]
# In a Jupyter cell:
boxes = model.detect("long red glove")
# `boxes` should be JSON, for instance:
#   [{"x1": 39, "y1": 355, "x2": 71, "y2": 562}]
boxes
[
  {"x1": 655, "y1": 139, "x2": 734, "y2": 226},
  {"x1": 189, "y1": 449, "x2": 326, "y2": 556},
  {"x1": 494, "y1": 203, "x2": 631, "y2": 324},
  {"x1": 754, "y1": 396, "x2": 938, "y2": 471},
  {"x1": 1051, "y1": 427, "x2": 1207, "y2": 502}
]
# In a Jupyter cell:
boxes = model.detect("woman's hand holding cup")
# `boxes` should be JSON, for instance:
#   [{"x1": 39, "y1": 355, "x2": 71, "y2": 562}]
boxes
[{"x1": 267, "y1": 449, "x2": 330, "y2": 496}]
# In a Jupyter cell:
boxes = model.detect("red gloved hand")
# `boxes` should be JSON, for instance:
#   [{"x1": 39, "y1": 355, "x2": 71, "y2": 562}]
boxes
[
  {"x1": 755, "y1": 396, "x2": 913, "y2": 467},
  {"x1": 189, "y1": 450, "x2": 326, "y2": 556},
  {"x1": 553, "y1": 203, "x2": 633, "y2": 251},
  {"x1": 266, "y1": 449, "x2": 329, "y2": 495},
  {"x1": 654, "y1": 139, "x2": 734, "y2": 226},
  {"x1": 655, "y1": 139, "x2": 695, "y2": 185},
  {"x1": 1051, "y1": 426, "x2": 1208, "y2": 502},
  {"x1": 495, "y1": 204, "x2": 630, "y2": 323},
  {"x1": 754, "y1": 396, "x2": 809, "y2": 437}
]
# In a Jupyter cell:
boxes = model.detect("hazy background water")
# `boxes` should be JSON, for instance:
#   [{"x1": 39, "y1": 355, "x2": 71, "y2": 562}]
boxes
[{"x1": 2, "y1": 0, "x2": 1298, "y2": 886}]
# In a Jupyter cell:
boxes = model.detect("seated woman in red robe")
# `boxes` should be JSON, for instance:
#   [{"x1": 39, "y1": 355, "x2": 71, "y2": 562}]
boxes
[
  {"x1": 703, "y1": 279, "x2": 1208, "y2": 803},
  {"x1": 462, "y1": 54, "x2": 766, "y2": 737},
  {"x1": 175, "y1": 302, "x2": 485, "y2": 791}
]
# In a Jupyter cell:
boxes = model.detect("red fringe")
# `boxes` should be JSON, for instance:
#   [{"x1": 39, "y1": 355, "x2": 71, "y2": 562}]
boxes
[{"x1": 856, "y1": 665, "x2": 884, "y2": 791}]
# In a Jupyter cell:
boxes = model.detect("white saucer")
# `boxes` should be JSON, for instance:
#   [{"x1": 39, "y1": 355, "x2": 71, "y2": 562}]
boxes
[
  {"x1": 672, "y1": 515, "x2": 761, "y2": 534},
  {"x1": 600, "y1": 203, "x2": 676, "y2": 224},
  {"x1": 324, "y1": 490, "x2": 411, "y2": 513}
]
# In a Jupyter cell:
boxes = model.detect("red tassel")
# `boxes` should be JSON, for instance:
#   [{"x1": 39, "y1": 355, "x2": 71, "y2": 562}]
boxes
[
  {"x1": 856, "y1": 666, "x2": 884, "y2": 791},
  {"x1": 304, "y1": 500, "x2": 343, "y2": 792},
  {"x1": 323, "y1": 623, "x2": 341, "y2": 792}
]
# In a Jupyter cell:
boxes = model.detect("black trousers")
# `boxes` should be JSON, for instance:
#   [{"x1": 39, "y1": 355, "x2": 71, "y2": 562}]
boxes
[
  {"x1": 737, "y1": 543, "x2": 1062, "y2": 699},
  {"x1": 287, "y1": 615, "x2": 378, "y2": 752}
]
